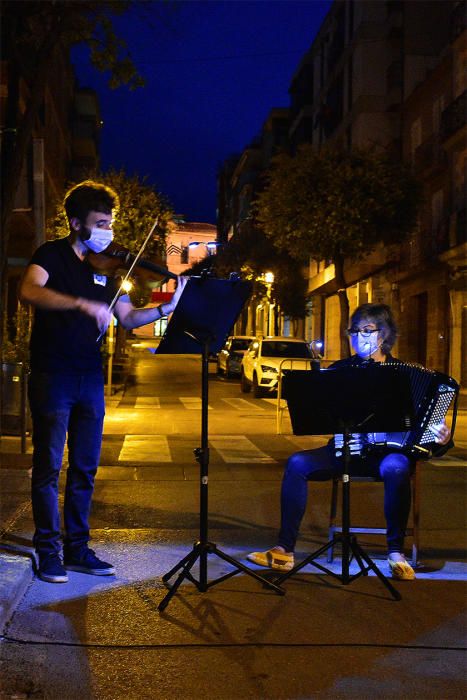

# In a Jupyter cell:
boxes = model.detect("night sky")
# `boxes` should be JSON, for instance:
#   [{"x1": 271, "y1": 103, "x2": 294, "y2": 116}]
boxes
[{"x1": 72, "y1": 0, "x2": 332, "y2": 224}]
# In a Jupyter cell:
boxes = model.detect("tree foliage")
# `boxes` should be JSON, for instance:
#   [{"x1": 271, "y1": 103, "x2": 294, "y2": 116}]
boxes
[
  {"x1": 0, "y1": 0, "x2": 145, "y2": 311},
  {"x1": 214, "y1": 223, "x2": 309, "y2": 323},
  {"x1": 49, "y1": 170, "x2": 172, "y2": 307},
  {"x1": 255, "y1": 145, "x2": 421, "y2": 354}
]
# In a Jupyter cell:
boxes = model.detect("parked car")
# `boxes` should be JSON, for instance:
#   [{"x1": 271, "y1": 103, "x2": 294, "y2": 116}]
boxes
[
  {"x1": 241, "y1": 336, "x2": 314, "y2": 397},
  {"x1": 217, "y1": 335, "x2": 255, "y2": 377}
]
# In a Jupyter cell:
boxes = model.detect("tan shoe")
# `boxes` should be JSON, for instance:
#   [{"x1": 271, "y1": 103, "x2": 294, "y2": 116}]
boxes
[
  {"x1": 247, "y1": 548, "x2": 294, "y2": 571},
  {"x1": 388, "y1": 556, "x2": 415, "y2": 580}
]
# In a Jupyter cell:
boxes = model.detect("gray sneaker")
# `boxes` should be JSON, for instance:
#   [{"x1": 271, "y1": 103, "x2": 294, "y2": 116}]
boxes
[{"x1": 38, "y1": 553, "x2": 69, "y2": 583}]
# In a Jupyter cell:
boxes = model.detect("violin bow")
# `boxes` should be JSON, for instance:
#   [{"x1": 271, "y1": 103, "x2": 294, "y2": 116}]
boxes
[{"x1": 96, "y1": 217, "x2": 160, "y2": 342}]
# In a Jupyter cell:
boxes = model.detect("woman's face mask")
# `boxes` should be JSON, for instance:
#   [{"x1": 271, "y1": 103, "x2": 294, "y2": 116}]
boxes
[
  {"x1": 353, "y1": 333, "x2": 380, "y2": 358},
  {"x1": 82, "y1": 226, "x2": 113, "y2": 253},
  {"x1": 349, "y1": 318, "x2": 384, "y2": 359}
]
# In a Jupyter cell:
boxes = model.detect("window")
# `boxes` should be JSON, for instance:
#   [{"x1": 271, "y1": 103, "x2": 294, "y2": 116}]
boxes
[
  {"x1": 432, "y1": 95, "x2": 445, "y2": 133},
  {"x1": 431, "y1": 190, "x2": 444, "y2": 232},
  {"x1": 410, "y1": 119, "x2": 422, "y2": 161}
]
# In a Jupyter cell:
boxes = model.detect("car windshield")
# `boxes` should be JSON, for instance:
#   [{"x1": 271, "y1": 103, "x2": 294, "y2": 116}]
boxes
[
  {"x1": 231, "y1": 339, "x2": 252, "y2": 351},
  {"x1": 261, "y1": 341, "x2": 312, "y2": 358}
]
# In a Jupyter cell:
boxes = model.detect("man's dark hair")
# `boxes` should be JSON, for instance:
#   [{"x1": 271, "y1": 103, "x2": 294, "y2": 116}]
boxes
[
  {"x1": 64, "y1": 180, "x2": 119, "y2": 222},
  {"x1": 350, "y1": 303, "x2": 398, "y2": 354}
]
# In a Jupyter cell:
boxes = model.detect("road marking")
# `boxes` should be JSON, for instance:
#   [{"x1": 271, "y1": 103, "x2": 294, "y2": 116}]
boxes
[
  {"x1": 427, "y1": 456, "x2": 467, "y2": 468},
  {"x1": 209, "y1": 435, "x2": 276, "y2": 463},
  {"x1": 222, "y1": 398, "x2": 265, "y2": 411},
  {"x1": 262, "y1": 398, "x2": 285, "y2": 406},
  {"x1": 118, "y1": 435, "x2": 171, "y2": 462},
  {"x1": 284, "y1": 435, "x2": 327, "y2": 449},
  {"x1": 135, "y1": 397, "x2": 161, "y2": 408},
  {"x1": 179, "y1": 397, "x2": 212, "y2": 410}
]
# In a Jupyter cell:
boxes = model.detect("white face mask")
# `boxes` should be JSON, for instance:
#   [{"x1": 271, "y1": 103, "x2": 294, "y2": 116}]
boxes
[
  {"x1": 83, "y1": 227, "x2": 113, "y2": 253},
  {"x1": 353, "y1": 334, "x2": 380, "y2": 358}
]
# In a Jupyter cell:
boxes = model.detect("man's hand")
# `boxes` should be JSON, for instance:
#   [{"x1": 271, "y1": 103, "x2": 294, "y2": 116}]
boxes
[
  {"x1": 114, "y1": 276, "x2": 188, "y2": 330},
  {"x1": 163, "y1": 276, "x2": 188, "y2": 315},
  {"x1": 19, "y1": 263, "x2": 111, "y2": 335},
  {"x1": 76, "y1": 298, "x2": 112, "y2": 334},
  {"x1": 429, "y1": 421, "x2": 451, "y2": 445}
]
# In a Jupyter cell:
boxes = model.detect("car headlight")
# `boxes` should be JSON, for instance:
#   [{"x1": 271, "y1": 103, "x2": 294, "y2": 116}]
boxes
[{"x1": 261, "y1": 365, "x2": 278, "y2": 374}]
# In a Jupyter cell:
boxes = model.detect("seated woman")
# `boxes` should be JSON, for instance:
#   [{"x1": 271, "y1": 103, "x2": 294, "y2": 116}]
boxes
[{"x1": 248, "y1": 303, "x2": 453, "y2": 580}]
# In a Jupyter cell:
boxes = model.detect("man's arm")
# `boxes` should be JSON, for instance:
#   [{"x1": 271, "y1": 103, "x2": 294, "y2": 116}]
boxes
[
  {"x1": 19, "y1": 263, "x2": 112, "y2": 333},
  {"x1": 114, "y1": 276, "x2": 187, "y2": 330}
]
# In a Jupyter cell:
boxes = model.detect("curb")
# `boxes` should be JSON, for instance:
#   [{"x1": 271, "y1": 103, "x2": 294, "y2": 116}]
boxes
[{"x1": 0, "y1": 551, "x2": 34, "y2": 634}]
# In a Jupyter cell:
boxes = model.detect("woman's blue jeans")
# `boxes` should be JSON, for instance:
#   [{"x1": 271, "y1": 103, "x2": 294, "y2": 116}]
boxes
[
  {"x1": 28, "y1": 372, "x2": 105, "y2": 557},
  {"x1": 278, "y1": 444, "x2": 414, "y2": 554}
]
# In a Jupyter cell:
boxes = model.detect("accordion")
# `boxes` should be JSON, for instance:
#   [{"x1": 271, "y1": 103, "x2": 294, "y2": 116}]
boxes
[{"x1": 335, "y1": 363, "x2": 459, "y2": 459}]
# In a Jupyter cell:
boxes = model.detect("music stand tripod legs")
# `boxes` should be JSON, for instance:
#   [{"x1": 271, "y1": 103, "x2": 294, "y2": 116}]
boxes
[
  {"x1": 158, "y1": 335, "x2": 284, "y2": 612},
  {"x1": 274, "y1": 429, "x2": 401, "y2": 601}
]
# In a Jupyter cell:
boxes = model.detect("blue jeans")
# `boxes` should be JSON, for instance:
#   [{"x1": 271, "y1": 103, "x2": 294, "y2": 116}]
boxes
[
  {"x1": 28, "y1": 372, "x2": 105, "y2": 557},
  {"x1": 278, "y1": 445, "x2": 413, "y2": 554}
]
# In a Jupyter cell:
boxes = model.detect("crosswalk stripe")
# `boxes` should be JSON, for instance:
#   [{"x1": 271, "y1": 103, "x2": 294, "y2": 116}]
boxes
[
  {"x1": 222, "y1": 398, "x2": 265, "y2": 411},
  {"x1": 135, "y1": 397, "x2": 161, "y2": 408},
  {"x1": 284, "y1": 435, "x2": 326, "y2": 449},
  {"x1": 179, "y1": 397, "x2": 212, "y2": 410},
  {"x1": 118, "y1": 435, "x2": 171, "y2": 462},
  {"x1": 209, "y1": 435, "x2": 276, "y2": 463},
  {"x1": 262, "y1": 398, "x2": 285, "y2": 406},
  {"x1": 427, "y1": 457, "x2": 467, "y2": 467}
]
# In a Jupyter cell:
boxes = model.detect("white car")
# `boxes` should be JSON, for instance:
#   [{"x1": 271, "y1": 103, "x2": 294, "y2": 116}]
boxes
[
  {"x1": 240, "y1": 336, "x2": 314, "y2": 398},
  {"x1": 217, "y1": 335, "x2": 255, "y2": 377}
]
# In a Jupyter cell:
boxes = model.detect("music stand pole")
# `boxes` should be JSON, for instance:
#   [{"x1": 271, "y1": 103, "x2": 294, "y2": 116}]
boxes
[
  {"x1": 274, "y1": 424, "x2": 401, "y2": 601},
  {"x1": 158, "y1": 333, "x2": 284, "y2": 612}
]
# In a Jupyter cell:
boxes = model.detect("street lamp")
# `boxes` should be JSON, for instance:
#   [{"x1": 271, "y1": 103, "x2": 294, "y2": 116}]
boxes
[{"x1": 261, "y1": 271, "x2": 275, "y2": 336}]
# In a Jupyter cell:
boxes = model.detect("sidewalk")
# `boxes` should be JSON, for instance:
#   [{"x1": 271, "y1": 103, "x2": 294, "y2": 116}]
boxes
[{"x1": 1, "y1": 389, "x2": 466, "y2": 697}]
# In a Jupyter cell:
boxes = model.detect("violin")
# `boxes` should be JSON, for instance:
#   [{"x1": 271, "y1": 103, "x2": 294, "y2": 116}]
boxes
[{"x1": 86, "y1": 241, "x2": 177, "y2": 283}]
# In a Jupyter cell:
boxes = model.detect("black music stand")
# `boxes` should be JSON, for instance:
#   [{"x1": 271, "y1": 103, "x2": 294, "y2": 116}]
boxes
[
  {"x1": 275, "y1": 365, "x2": 415, "y2": 600},
  {"x1": 156, "y1": 275, "x2": 284, "y2": 611}
]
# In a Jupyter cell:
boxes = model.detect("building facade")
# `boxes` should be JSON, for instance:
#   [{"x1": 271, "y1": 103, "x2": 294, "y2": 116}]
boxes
[
  {"x1": 133, "y1": 218, "x2": 218, "y2": 339},
  {"x1": 218, "y1": 0, "x2": 466, "y2": 384},
  {"x1": 1, "y1": 44, "x2": 101, "y2": 343}
]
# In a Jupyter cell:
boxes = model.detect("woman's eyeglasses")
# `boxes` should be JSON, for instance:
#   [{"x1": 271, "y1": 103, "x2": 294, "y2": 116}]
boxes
[{"x1": 347, "y1": 327, "x2": 381, "y2": 338}]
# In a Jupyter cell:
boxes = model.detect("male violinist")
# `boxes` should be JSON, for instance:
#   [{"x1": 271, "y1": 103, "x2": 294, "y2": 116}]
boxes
[{"x1": 19, "y1": 180, "x2": 186, "y2": 583}]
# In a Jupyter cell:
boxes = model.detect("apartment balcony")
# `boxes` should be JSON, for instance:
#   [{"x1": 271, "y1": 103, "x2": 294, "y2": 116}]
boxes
[
  {"x1": 413, "y1": 135, "x2": 448, "y2": 177},
  {"x1": 307, "y1": 246, "x2": 396, "y2": 294},
  {"x1": 450, "y1": 0, "x2": 466, "y2": 42},
  {"x1": 448, "y1": 207, "x2": 466, "y2": 248},
  {"x1": 386, "y1": 60, "x2": 403, "y2": 91},
  {"x1": 440, "y1": 90, "x2": 466, "y2": 147}
]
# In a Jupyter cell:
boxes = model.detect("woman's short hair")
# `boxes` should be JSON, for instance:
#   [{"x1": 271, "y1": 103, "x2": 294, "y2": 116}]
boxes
[
  {"x1": 64, "y1": 180, "x2": 119, "y2": 222},
  {"x1": 350, "y1": 303, "x2": 398, "y2": 354}
]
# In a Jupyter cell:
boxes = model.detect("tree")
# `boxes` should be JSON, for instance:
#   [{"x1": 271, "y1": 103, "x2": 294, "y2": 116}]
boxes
[
  {"x1": 213, "y1": 221, "x2": 309, "y2": 332},
  {"x1": 49, "y1": 169, "x2": 172, "y2": 307},
  {"x1": 0, "y1": 0, "x2": 144, "y2": 308},
  {"x1": 255, "y1": 145, "x2": 421, "y2": 356}
]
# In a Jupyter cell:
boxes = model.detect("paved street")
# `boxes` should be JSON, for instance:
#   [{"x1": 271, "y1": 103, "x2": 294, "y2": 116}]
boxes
[{"x1": 0, "y1": 346, "x2": 466, "y2": 699}]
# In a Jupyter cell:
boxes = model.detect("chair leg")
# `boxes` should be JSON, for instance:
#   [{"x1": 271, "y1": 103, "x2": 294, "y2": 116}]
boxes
[
  {"x1": 411, "y1": 463, "x2": 420, "y2": 567},
  {"x1": 327, "y1": 478, "x2": 339, "y2": 563}
]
